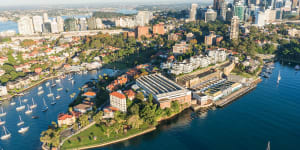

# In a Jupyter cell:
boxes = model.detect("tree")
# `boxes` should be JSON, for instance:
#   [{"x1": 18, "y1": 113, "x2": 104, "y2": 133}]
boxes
[
  {"x1": 92, "y1": 111, "x2": 103, "y2": 124},
  {"x1": 127, "y1": 115, "x2": 143, "y2": 129},
  {"x1": 78, "y1": 114, "x2": 89, "y2": 127},
  {"x1": 136, "y1": 92, "x2": 144, "y2": 101},
  {"x1": 129, "y1": 104, "x2": 140, "y2": 115}
]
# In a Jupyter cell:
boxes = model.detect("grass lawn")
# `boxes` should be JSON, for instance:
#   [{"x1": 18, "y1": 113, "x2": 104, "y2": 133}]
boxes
[{"x1": 61, "y1": 124, "x2": 151, "y2": 150}]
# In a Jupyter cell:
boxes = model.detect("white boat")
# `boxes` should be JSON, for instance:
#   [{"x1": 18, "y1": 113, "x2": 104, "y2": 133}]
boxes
[
  {"x1": 45, "y1": 82, "x2": 50, "y2": 87},
  {"x1": 56, "y1": 96, "x2": 61, "y2": 99},
  {"x1": 25, "y1": 104, "x2": 32, "y2": 114},
  {"x1": 17, "y1": 115, "x2": 24, "y2": 126},
  {"x1": 1, "y1": 126, "x2": 11, "y2": 140},
  {"x1": 18, "y1": 126, "x2": 29, "y2": 134},
  {"x1": 57, "y1": 88, "x2": 63, "y2": 91},
  {"x1": 16, "y1": 98, "x2": 25, "y2": 111},
  {"x1": 295, "y1": 65, "x2": 300, "y2": 70},
  {"x1": 51, "y1": 79, "x2": 56, "y2": 87},
  {"x1": 38, "y1": 86, "x2": 43, "y2": 91},
  {"x1": 23, "y1": 99, "x2": 28, "y2": 102},
  {"x1": 38, "y1": 90, "x2": 44, "y2": 95},
  {"x1": 277, "y1": 71, "x2": 281, "y2": 84},
  {"x1": 83, "y1": 70, "x2": 88, "y2": 74},
  {"x1": 10, "y1": 101, "x2": 16, "y2": 106},
  {"x1": 30, "y1": 98, "x2": 37, "y2": 109},
  {"x1": 42, "y1": 98, "x2": 48, "y2": 112},
  {"x1": 266, "y1": 141, "x2": 270, "y2": 150},
  {"x1": 0, "y1": 118, "x2": 5, "y2": 125},
  {"x1": 0, "y1": 107, "x2": 6, "y2": 117},
  {"x1": 55, "y1": 79, "x2": 61, "y2": 83},
  {"x1": 68, "y1": 77, "x2": 73, "y2": 81},
  {"x1": 47, "y1": 87, "x2": 53, "y2": 97},
  {"x1": 71, "y1": 80, "x2": 74, "y2": 85},
  {"x1": 51, "y1": 96, "x2": 56, "y2": 105}
]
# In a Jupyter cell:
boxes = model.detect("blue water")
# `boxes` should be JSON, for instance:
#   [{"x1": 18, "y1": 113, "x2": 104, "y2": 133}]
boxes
[
  {"x1": 0, "y1": 21, "x2": 18, "y2": 33},
  {"x1": 94, "y1": 62, "x2": 300, "y2": 150},
  {"x1": 0, "y1": 69, "x2": 115, "y2": 150}
]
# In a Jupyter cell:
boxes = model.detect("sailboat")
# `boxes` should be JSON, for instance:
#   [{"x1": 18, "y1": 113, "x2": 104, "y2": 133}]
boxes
[
  {"x1": 18, "y1": 126, "x2": 29, "y2": 134},
  {"x1": 0, "y1": 118, "x2": 5, "y2": 125},
  {"x1": 1, "y1": 126, "x2": 11, "y2": 140},
  {"x1": 30, "y1": 98, "x2": 37, "y2": 109},
  {"x1": 51, "y1": 79, "x2": 56, "y2": 87},
  {"x1": 71, "y1": 80, "x2": 75, "y2": 85},
  {"x1": 56, "y1": 95, "x2": 61, "y2": 99},
  {"x1": 277, "y1": 71, "x2": 281, "y2": 84},
  {"x1": 0, "y1": 107, "x2": 6, "y2": 117},
  {"x1": 38, "y1": 86, "x2": 43, "y2": 91},
  {"x1": 38, "y1": 90, "x2": 44, "y2": 95},
  {"x1": 17, "y1": 115, "x2": 24, "y2": 126},
  {"x1": 47, "y1": 87, "x2": 53, "y2": 97},
  {"x1": 45, "y1": 82, "x2": 50, "y2": 87},
  {"x1": 25, "y1": 104, "x2": 32, "y2": 114},
  {"x1": 23, "y1": 99, "x2": 28, "y2": 102},
  {"x1": 51, "y1": 96, "x2": 56, "y2": 105},
  {"x1": 55, "y1": 78, "x2": 61, "y2": 83},
  {"x1": 16, "y1": 98, "x2": 25, "y2": 111},
  {"x1": 266, "y1": 141, "x2": 270, "y2": 150},
  {"x1": 10, "y1": 101, "x2": 16, "y2": 106},
  {"x1": 42, "y1": 98, "x2": 48, "y2": 112},
  {"x1": 57, "y1": 87, "x2": 63, "y2": 91}
]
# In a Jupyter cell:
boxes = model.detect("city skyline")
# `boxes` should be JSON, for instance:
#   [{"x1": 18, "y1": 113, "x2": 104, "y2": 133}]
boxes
[{"x1": 0, "y1": 0, "x2": 211, "y2": 7}]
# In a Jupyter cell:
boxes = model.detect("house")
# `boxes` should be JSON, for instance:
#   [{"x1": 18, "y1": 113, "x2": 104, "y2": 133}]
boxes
[
  {"x1": 35, "y1": 68, "x2": 42, "y2": 74},
  {"x1": 123, "y1": 89, "x2": 136, "y2": 100},
  {"x1": 74, "y1": 103, "x2": 93, "y2": 113},
  {"x1": 0, "y1": 85, "x2": 8, "y2": 97},
  {"x1": 103, "y1": 106, "x2": 119, "y2": 119},
  {"x1": 57, "y1": 113, "x2": 76, "y2": 127},
  {"x1": 83, "y1": 91, "x2": 96, "y2": 98},
  {"x1": 110, "y1": 91, "x2": 127, "y2": 112},
  {"x1": 28, "y1": 73, "x2": 40, "y2": 81}
]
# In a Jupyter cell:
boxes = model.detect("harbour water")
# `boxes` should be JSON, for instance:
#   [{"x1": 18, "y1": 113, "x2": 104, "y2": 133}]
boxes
[
  {"x1": 0, "y1": 21, "x2": 18, "y2": 33},
  {"x1": 94, "y1": 62, "x2": 300, "y2": 150},
  {"x1": 0, "y1": 69, "x2": 115, "y2": 150}
]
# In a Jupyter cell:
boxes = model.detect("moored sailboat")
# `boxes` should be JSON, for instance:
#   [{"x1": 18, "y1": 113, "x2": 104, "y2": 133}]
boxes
[
  {"x1": 56, "y1": 95, "x2": 61, "y2": 99},
  {"x1": 17, "y1": 115, "x2": 24, "y2": 126},
  {"x1": 1, "y1": 126, "x2": 11, "y2": 140},
  {"x1": 23, "y1": 98, "x2": 28, "y2": 102},
  {"x1": 42, "y1": 98, "x2": 48, "y2": 112},
  {"x1": 45, "y1": 82, "x2": 50, "y2": 87},
  {"x1": 38, "y1": 90, "x2": 44, "y2": 95},
  {"x1": 25, "y1": 104, "x2": 32, "y2": 114},
  {"x1": 277, "y1": 71, "x2": 281, "y2": 84},
  {"x1": 30, "y1": 98, "x2": 37, "y2": 109},
  {"x1": 10, "y1": 101, "x2": 16, "y2": 106},
  {"x1": 18, "y1": 126, "x2": 29, "y2": 134},
  {"x1": 0, "y1": 107, "x2": 6, "y2": 117},
  {"x1": 51, "y1": 96, "x2": 56, "y2": 105},
  {"x1": 0, "y1": 118, "x2": 5, "y2": 125},
  {"x1": 16, "y1": 98, "x2": 25, "y2": 111},
  {"x1": 57, "y1": 87, "x2": 63, "y2": 91},
  {"x1": 47, "y1": 87, "x2": 53, "y2": 97}
]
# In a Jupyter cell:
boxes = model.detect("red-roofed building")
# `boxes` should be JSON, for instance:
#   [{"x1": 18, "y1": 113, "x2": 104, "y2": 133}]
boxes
[
  {"x1": 110, "y1": 91, "x2": 127, "y2": 112},
  {"x1": 35, "y1": 68, "x2": 42, "y2": 74},
  {"x1": 57, "y1": 113, "x2": 76, "y2": 127},
  {"x1": 124, "y1": 89, "x2": 136, "y2": 100},
  {"x1": 83, "y1": 91, "x2": 96, "y2": 98}
]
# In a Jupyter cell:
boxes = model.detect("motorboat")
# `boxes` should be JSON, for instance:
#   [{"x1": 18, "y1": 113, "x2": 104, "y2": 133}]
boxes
[{"x1": 23, "y1": 99, "x2": 28, "y2": 103}]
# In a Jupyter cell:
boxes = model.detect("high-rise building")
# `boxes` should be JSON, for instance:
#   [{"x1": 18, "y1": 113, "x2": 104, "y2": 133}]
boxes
[
  {"x1": 51, "y1": 21, "x2": 58, "y2": 33},
  {"x1": 205, "y1": 9, "x2": 217, "y2": 22},
  {"x1": 234, "y1": 2, "x2": 245, "y2": 22},
  {"x1": 96, "y1": 18, "x2": 104, "y2": 29},
  {"x1": 230, "y1": 16, "x2": 239, "y2": 40},
  {"x1": 56, "y1": 16, "x2": 64, "y2": 32},
  {"x1": 292, "y1": 0, "x2": 298, "y2": 9},
  {"x1": 43, "y1": 22, "x2": 52, "y2": 33},
  {"x1": 255, "y1": 11, "x2": 266, "y2": 27},
  {"x1": 64, "y1": 18, "x2": 78, "y2": 31},
  {"x1": 79, "y1": 18, "x2": 87, "y2": 31},
  {"x1": 18, "y1": 16, "x2": 34, "y2": 35},
  {"x1": 32, "y1": 16, "x2": 43, "y2": 33},
  {"x1": 219, "y1": 1, "x2": 227, "y2": 20},
  {"x1": 214, "y1": 0, "x2": 225, "y2": 10},
  {"x1": 87, "y1": 17, "x2": 97, "y2": 30},
  {"x1": 110, "y1": 91, "x2": 127, "y2": 112},
  {"x1": 153, "y1": 23, "x2": 165, "y2": 35},
  {"x1": 43, "y1": 13, "x2": 49, "y2": 23},
  {"x1": 136, "y1": 26, "x2": 151, "y2": 39},
  {"x1": 189, "y1": 3, "x2": 198, "y2": 21},
  {"x1": 135, "y1": 11, "x2": 153, "y2": 26}
]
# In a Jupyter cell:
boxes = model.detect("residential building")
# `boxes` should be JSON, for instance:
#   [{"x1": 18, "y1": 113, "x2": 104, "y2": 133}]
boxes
[
  {"x1": 189, "y1": 3, "x2": 198, "y2": 21},
  {"x1": 83, "y1": 91, "x2": 96, "y2": 98},
  {"x1": 87, "y1": 17, "x2": 97, "y2": 30},
  {"x1": 153, "y1": 23, "x2": 165, "y2": 35},
  {"x1": 56, "y1": 16, "x2": 64, "y2": 32},
  {"x1": 205, "y1": 31, "x2": 223, "y2": 46},
  {"x1": 168, "y1": 33, "x2": 179, "y2": 41},
  {"x1": 18, "y1": 16, "x2": 34, "y2": 35},
  {"x1": 205, "y1": 9, "x2": 217, "y2": 22},
  {"x1": 79, "y1": 18, "x2": 87, "y2": 31},
  {"x1": 43, "y1": 13, "x2": 49, "y2": 23},
  {"x1": 136, "y1": 74, "x2": 192, "y2": 109},
  {"x1": 0, "y1": 85, "x2": 8, "y2": 97},
  {"x1": 51, "y1": 21, "x2": 59, "y2": 33},
  {"x1": 74, "y1": 103, "x2": 93, "y2": 113},
  {"x1": 57, "y1": 113, "x2": 76, "y2": 127},
  {"x1": 135, "y1": 11, "x2": 153, "y2": 26},
  {"x1": 230, "y1": 16, "x2": 239, "y2": 40},
  {"x1": 32, "y1": 16, "x2": 43, "y2": 33},
  {"x1": 110, "y1": 91, "x2": 127, "y2": 112},
  {"x1": 186, "y1": 33, "x2": 194, "y2": 41},
  {"x1": 136, "y1": 26, "x2": 151, "y2": 39},
  {"x1": 124, "y1": 89, "x2": 136, "y2": 100},
  {"x1": 172, "y1": 41, "x2": 190, "y2": 55}
]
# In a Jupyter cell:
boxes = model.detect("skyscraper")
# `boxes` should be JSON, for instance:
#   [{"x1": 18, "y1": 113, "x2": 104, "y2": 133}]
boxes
[
  {"x1": 234, "y1": 2, "x2": 245, "y2": 22},
  {"x1": 79, "y1": 18, "x2": 87, "y2": 31},
  {"x1": 18, "y1": 16, "x2": 34, "y2": 35},
  {"x1": 135, "y1": 11, "x2": 153, "y2": 26},
  {"x1": 230, "y1": 16, "x2": 239, "y2": 40},
  {"x1": 32, "y1": 16, "x2": 43, "y2": 33},
  {"x1": 189, "y1": 3, "x2": 198, "y2": 21},
  {"x1": 219, "y1": 1, "x2": 227, "y2": 20},
  {"x1": 64, "y1": 18, "x2": 78, "y2": 31},
  {"x1": 292, "y1": 0, "x2": 298, "y2": 9},
  {"x1": 214, "y1": 0, "x2": 225, "y2": 10},
  {"x1": 87, "y1": 17, "x2": 97, "y2": 30},
  {"x1": 56, "y1": 16, "x2": 64, "y2": 32},
  {"x1": 43, "y1": 13, "x2": 49, "y2": 23},
  {"x1": 43, "y1": 22, "x2": 52, "y2": 33},
  {"x1": 51, "y1": 21, "x2": 59, "y2": 33},
  {"x1": 96, "y1": 18, "x2": 104, "y2": 29}
]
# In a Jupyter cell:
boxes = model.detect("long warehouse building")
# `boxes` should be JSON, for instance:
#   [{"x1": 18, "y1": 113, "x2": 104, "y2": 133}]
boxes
[{"x1": 136, "y1": 73, "x2": 191, "y2": 109}]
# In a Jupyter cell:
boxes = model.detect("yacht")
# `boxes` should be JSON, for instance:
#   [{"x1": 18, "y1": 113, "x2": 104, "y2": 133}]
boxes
[
  {"x1": 47, "y1": 87, "x2": 53, "y2": 97},
  {"x1": 57, "y1": 88, "x2": 63, "y2": 91},
  {"x1": 0, "y1": 107, "x2": 6, "y2": 117},
  {"x1": 55, "y1": 79, "x2": 61, "y2": 83},
  {"x1": 0, "y1": 118, "x2": 5, "y2": 125},
  {"x1": 56, "y1": 95, "x2": 61, "y2": 99},
  {"x1": 45, "y1": 82, "x2": 50, "y2": 87},
  {"x1": 42, "y1": 98, "x2": 48, "y2": 112},
  {"x1": 277, "y1": 71, "x2": 281, "y2": 84},
  {"x1": 18, "y1": 126, "x2": 29, "y2": 134},
  {"x1": 30, "y1": 98, "x2": 37, "y2": 109},
  {"x1": 17, "y1": 115, "x2": 24, "y2": 126},
  {"x1": 38, "y1": 86, "x2": 43, "y2": 91},
  {"x1": 16, "y1": 98, "x2": 25, "y2": 111},
  {"x1": 25, "y1": 104, "x2": 32, "y2": 114},
  {"x1": 23, "y1": 99, "x2": 28, "y2": 102},
  {"x1": 1, "y1": 126, "x2": 11, "y2": 140},
  {"x1": 266, "y1": 141, "x2": 270, "y2": 150}
]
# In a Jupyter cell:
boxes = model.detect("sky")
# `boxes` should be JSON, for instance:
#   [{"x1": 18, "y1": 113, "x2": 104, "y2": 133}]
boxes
[{"x1": 0, "y1": 0, "x2": 209, "y2": 7}]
